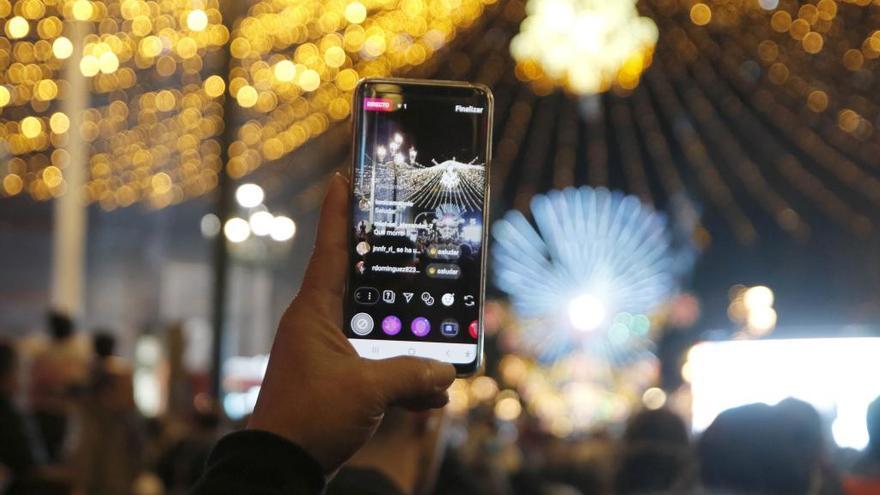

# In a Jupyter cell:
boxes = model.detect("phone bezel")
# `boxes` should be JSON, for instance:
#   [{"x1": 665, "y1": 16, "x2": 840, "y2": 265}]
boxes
[{"x1": 346, "y1": 77, "x2": 493, "y2": 377}]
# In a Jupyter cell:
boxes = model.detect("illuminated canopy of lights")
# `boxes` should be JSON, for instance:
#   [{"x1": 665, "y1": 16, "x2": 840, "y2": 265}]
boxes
[
  {"x1": 403, "y1": 159, "x2": 485, "y2": 211},
  {"x1": 0, "y1": 0, "x2": 497, "y2": 207},
  {"x1": 492, "y1": 186, "x2": 685, "y2": 362},
  {"x1": 510, "y1": 0, "x2": 658, "y2": 95},
  {"x1": 224, "y1": 0, "x2": 497, "y2": 180}
]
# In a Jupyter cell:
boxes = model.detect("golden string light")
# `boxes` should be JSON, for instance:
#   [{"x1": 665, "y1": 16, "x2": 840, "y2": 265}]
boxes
[
  {"x1": 1, "y1": 0, "x2": 69, "y2": 199},
  {"x1": 2, "y1": 0, "x2": 496, "y2": 206},
  {"x1": 224, "y1": 0, "x2": 498, "y2": 179},
  {"x1": 672, "y1": 0, "x2": 878, "y2": 144},
  {"x1": 643, "y1": 0, "x2": 880, "y2": 236},
  {"x1": 0, "y1": 0, "x2": 229, "y2": 205}
]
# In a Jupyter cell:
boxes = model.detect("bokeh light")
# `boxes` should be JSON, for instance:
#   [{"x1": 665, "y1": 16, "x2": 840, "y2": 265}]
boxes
[
  {"x1": 0, "y1": 0, "x2": 496, "y2": 205},
  {"x1": 248, "y1": 211, "x2": 274, "y2": 237},
  {"x1": 269, "y1": 216, "x2": 296, "y2": 242},
  {"x1": 235, "y1": 183, "x2": 264, "y2": 208},
  {"x1": 187, "y1": 9, "x2": 209, "y2": 32},
  {"x1": 510, "y1": 0, "x2": 658, "y2": 94},
  {"x1": 224, "y1": 217, "x2": 251, "y2": 243}
]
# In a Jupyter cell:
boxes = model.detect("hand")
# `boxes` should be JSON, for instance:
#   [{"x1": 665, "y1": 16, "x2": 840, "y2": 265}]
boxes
[{"x1": 247, "y1": 173, "x2": 456, "y2": 474}]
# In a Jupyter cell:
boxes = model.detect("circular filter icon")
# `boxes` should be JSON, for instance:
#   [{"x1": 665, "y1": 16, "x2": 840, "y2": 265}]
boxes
[
  {"x1": 411, "y1": 317, "x2": 431, "y2": 337},
  {"x1": 382, "y1": 315, "x2": 402, "y2": 336}
]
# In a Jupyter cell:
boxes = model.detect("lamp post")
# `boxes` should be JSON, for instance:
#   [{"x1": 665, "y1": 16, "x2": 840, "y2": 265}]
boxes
[
  {"x1": 369, "y1": 145, "x2": 386, "y2": 226},
  {"x1": 50, "y1": 17, "x2": 89, "y2": 318}
]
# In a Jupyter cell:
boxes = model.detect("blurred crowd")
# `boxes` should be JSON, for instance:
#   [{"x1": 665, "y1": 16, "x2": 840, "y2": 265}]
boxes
[
  {"x1": 2, "y1": 312, "x2": 880, "y2": 495},
  {"x1": 0, "y1": 313, "x2": 225, "y2": 495}
]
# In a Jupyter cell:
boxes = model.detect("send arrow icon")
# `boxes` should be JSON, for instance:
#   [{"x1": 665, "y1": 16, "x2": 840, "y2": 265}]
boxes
[{"x1": 403, "y1": 292, "x2": 414, "y2": 303}]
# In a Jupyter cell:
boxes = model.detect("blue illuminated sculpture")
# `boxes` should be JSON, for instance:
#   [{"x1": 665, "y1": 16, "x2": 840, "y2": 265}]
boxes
[{"x1": 492, "y1": 186, "x2": 688, "y2": 362}]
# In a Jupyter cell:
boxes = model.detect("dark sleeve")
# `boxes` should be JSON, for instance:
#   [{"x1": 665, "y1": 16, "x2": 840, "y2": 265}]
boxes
[
  {"x1": 190, "y1": 430, "x2": 325, "y2": 495},
  {"x1": 326, "y1": 467, "x2": 406, "y2": 495},
  {"x1": 0, "y1": 401, "x2": 36, "y2": 475}
]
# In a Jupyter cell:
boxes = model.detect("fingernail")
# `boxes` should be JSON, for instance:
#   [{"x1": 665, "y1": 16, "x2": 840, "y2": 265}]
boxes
[{"x1": 334, "y1": 171, "x2": 349, "y2": 184}]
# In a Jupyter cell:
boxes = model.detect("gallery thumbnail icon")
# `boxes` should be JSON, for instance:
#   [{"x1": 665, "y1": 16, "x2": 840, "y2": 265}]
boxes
[
  {"x1": 441, "y1": 319, "x2": 459, "y2": 337},
  {"x1": 350, "y1": 313, "x2": 374, "y2": 336}
]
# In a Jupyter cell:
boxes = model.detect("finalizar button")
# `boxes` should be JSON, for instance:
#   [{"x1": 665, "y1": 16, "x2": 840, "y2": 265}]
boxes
[{"x1": 425, "y1": 263, "x2": 461, "y2": 279}]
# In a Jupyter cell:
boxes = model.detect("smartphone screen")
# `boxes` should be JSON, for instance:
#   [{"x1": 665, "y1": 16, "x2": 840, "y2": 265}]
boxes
[{"x1": 344, "y1": 79, "x2": 492, "y2": 375}]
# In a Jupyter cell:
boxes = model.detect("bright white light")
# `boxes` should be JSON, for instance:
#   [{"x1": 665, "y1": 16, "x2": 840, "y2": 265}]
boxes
[
  {"x1": 200, "y1": 213, "x2": 221, "y2": 238},
  {"x1": 222, "y1": 355, "x2": 269, "y2": 420},
  {"x1": 224, "y1": 217, "x2": 251, "y2": 243},
  {"x1": 758, "y1": 0, "x2": 779, "y2": 10},
  {"x1": 510, "y1": 0, "x2": 658, "y2": 94},
  {"x1": 462, "y1": 219, "x2": 481, "y2": 244},
  {"x1": 687, "y1": 338, "x2": 880, "y2": 449},
  {"x1": 270, "y1": 216, "x2": 296, "y2": 242},
  {"x1": 186, "y1": 9, "x2": 209, "y2": 31},
  {"x1": 249, "y1": 211, "x2": 274, "y2": 236},
  {"x1": 642, "y1": 387, "x2": 667, "y2": 410},
  {"x1": 746, "y1": 306, "x2": 777, "y2": 335},
  {"x1": 235, "y1": 183, "x2": 264, "y2": 208},
  {"x1": 493, "y1": 186, "x2": 688, "y2": 361},
  {"x1": 568, "y1": 293, "x2": 606, "y2": 332},
  {"x1": 133, "y1": 336, "x2": 163, "y2": 417},
  {"x1": 743, "y1": 285, "x2": 774, "y2": 310}
]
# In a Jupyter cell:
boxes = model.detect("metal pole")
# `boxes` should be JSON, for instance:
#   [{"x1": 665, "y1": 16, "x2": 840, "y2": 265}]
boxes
[
  {"x1": 209, "y1": 0, "x2": 243, "y2": 399},
  {"x1": 50, "y1": 18, "x2": 89, "y2": 319}
]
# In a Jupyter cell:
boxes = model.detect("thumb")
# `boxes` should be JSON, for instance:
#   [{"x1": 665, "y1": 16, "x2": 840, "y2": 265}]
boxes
[{"x1": 367, "y1": 357, "x2": 456, "y2": 409}]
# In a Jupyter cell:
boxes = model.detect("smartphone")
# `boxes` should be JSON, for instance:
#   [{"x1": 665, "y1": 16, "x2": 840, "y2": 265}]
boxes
[{"x1": 344, "y1": 78, "x2": 493, "y2": 376}]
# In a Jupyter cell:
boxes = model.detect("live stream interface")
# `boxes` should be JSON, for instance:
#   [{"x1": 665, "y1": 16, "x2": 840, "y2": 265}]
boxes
[{"x1": 346, "y1": 87, "x2": 488, "y2": 364}]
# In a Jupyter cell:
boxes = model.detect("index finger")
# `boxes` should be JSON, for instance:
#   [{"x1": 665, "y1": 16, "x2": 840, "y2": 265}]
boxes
[{"x1": 300, "y1": 173, "x2": 350, "y2": 301}]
